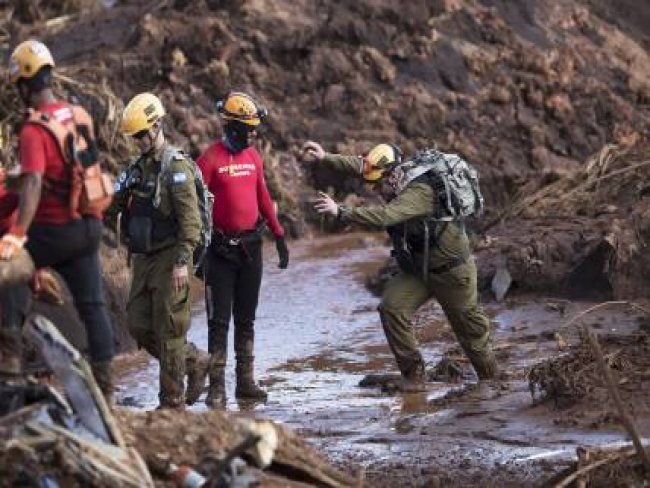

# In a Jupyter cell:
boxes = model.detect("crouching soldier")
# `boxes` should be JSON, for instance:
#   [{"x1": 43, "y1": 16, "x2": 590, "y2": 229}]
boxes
[
  {"x1": 304, "y1": 141, "x2": 498, "y2": 392},
  {"x1": 116, "y1": 93, "x2": 209, "y2": 409}
]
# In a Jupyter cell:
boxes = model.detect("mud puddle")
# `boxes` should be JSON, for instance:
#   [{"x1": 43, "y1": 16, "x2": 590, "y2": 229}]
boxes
[{"x1": 116, "y1": 234, "x2": 650, "y2": 486}]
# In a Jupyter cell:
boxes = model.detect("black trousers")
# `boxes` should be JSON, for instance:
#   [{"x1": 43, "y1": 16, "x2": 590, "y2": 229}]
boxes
[
  {"x1": 204, "y1": 236, "x2": 262, "y2": 357},
  {"x1": 26, "y1": 217, "x2": 114, "y2": 363}
]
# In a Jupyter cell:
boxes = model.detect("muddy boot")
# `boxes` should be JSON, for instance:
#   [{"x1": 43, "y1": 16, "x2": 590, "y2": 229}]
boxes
[
  {"x1": 234, "y1": 320, "x2": 267, "y2": 401},
  {"x1": 205, "y1": 357, "x2": 226, "y2": 408},
  {"x1": 470, "y1": 350, "x2": 499, "y2": 380},
  {"x1": 185, "y1": 343, "x2": 209, "y2": 405},
  {"x1": 235, "y1": 358, "x2": 267, "y2": 400},
  {"x1": 159, "y1": 339, "x2": 186, "y2": 409},
  {"x1": 205, "y1": 319, "x2": 228, "y2": 408},
  {"x1": 91, "y1": 360, "x2": 114, "y2": 403},
  {"x1": 0, "y1": 328, "x2": 22, "y2": 378},
  {"x1": 400, "y1": 361, "x2": 426, "y2": 393},
  {"x1": 156, "y1": 398, "x2": 185, "y2": 410}
]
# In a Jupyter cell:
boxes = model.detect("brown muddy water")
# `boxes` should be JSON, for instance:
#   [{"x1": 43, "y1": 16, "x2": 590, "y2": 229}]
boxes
[{"x1": 116, "y1": 233, "x2": 650, "y2": 487}]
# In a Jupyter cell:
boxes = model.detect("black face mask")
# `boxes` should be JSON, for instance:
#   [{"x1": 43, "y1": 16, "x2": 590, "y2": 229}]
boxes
[{"x1": 224, "y1": 121, "x2": 252, "y2": 154}]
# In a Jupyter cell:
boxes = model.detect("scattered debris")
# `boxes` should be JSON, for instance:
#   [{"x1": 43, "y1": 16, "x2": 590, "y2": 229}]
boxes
[
  {"x1": 549, "y1": 443, "x2": 650, "y2": 487},
  {"x1": 491, "y1": 258, "x2": 512, "y2": 302},
  {"x1": 0, "y1": 314, "x2": 153, "y2": 487}
]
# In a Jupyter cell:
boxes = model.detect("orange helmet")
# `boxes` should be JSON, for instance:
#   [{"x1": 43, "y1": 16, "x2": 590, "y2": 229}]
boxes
[{"x1": 216, "y1": 91, "x2": 267, "y2": 127}]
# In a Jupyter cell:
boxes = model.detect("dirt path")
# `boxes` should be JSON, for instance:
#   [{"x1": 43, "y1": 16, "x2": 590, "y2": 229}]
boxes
[{"x1": 117, "y1": 234, "x2": 650, "y2": 486}]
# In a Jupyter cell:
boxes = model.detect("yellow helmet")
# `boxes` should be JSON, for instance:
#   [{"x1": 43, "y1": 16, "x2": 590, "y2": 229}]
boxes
[
  {"x1": 216, "y1": 91, "x2": 266, "y2": 127},
  {"x1": 121, "y1": 92, "x2": 166, "y2": 136},
  {"x1": 362, "y1": 143, "x2": 402, "y2": 182},
  {"x1": 9, "y1": 40, "x2": 55, "y2": 84}
]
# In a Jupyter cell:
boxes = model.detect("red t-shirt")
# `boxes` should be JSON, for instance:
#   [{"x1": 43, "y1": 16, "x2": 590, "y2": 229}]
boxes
[
  {"x1": 19, "y1": 101, "x2": 74, "y2": 225},
  {"x1": 197, "y1": 141, "x2": 284, "y2": 237}
]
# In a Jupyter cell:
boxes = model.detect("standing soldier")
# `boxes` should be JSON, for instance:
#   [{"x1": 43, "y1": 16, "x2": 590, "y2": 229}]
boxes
[
  {"x1": 117, "y1": 93, "x2": 209, "y2": 409},
  {"x1": 2, "y1": 40, "x2": 114, "y2": 395},
  {"x1": 197, "y1": 91, "x2": 289, "y2": 408},
  {"x1": 304, "y1": 141, "x2": 498, "y2": 392}
]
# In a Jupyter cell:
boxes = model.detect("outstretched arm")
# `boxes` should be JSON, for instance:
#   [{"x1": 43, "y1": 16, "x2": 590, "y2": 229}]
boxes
[{"x1": 302, "y1": 140, "x2": 363, "y2": 177}]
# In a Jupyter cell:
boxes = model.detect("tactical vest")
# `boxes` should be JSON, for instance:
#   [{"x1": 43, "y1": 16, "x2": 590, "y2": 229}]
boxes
[
  {"x1": 388, "y1": 174, "x2": 470, "y2": 279},
  {"x1": 123, "y1": 155, "x2": 177, "y2": 254}
]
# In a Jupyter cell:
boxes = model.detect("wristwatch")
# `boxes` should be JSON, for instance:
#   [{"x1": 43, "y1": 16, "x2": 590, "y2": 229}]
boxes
[{"x1": 175, "y1": 256, "x2": 189, "y2": 266}]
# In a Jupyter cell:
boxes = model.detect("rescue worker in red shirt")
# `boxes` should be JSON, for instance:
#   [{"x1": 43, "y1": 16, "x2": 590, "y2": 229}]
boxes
[
  {"x1": 1, "y1": 40, "x2": 114, "y2": 395},
  {"x1": 197, "y1": 91, "x2": 289, "y2": 408}
]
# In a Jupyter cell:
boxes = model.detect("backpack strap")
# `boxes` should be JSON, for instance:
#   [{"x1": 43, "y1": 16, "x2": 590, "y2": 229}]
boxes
[
  {"x1": 153, "y1": 144, "x2": 185, "y2": 208},
  {"x1": 26, "y1": 107, "x2": 75, "y2": 165}
]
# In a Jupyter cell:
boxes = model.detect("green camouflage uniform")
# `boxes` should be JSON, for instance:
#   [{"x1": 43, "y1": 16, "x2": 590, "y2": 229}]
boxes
[
  {"x1": 323, "y1": 153, "x2": 496, "y2": 379},
  {"x1": 114, "y1": 143, "x2": 203, "y2": 407}
]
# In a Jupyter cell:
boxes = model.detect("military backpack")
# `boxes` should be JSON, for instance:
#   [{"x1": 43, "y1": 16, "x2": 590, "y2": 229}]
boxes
[
  {"x1": 394, "y1": 148, "x2": 484, "y2": 221},
  {"x1": 159, "y1": 145, "x2": 214, "y2": 272}
]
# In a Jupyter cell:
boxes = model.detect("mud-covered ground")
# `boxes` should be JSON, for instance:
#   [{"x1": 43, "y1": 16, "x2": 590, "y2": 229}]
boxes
[
  {"x1": 116, "y1": 234, "x2": 650, "y2": 486},
  {"x1": 1, "y1": 1, "x2": 649, "y2": 485}
]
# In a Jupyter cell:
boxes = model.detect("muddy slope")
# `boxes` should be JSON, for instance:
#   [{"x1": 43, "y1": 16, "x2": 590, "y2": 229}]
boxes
[
  {"x1": 2, "y1": 0, "x2": 650, "y2": 215},
  {"x1": 1, "y1": 1, "x2": 650, "y2": 338}
]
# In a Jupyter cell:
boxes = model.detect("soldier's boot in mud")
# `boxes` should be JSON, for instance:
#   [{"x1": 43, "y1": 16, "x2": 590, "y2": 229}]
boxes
[
  {"x1": 158, "y1": 338, "x2": 186, "y2": 410},
  {"x1": 91, "y1": 360, "x2": 114, "y2": 402},
  {"x1": 400, "y1": 360, "x2": 426, "y2": 393},
  {"x1": 234, "y1": 320, "x2": 267, "y2": 401},
  {"x1": 0, "y1": 328, "x2": 22, "y2": 378},
  {"x1": 185, "y1": 342, "x2": 210, "y2": 405},
  {"x1": 469, "y1": 349, "x2": 499, "y2": 381},
  {"x1": 205, "y1": 357, "x2": 226, "y2": 408}
]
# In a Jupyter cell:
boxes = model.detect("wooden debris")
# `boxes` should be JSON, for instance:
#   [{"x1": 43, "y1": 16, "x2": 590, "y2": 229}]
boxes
[{"x1": 583, "y1": 325, "x2": 650, "y2": 472}]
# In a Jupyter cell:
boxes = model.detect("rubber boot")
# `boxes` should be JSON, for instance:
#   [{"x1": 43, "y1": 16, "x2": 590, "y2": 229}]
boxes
[
  {"x1": 234, "y1": 320, "x2": 267, "y2": 401},
  {"x1": 400, "y1": 360, "x2": 426, "y2": 393},
  {"x1": 0, "y1": 328, "x2": 22, "y2": 378},
  {"x1": 91, "y1": 360, "x2": 114, "y2": 403},
  {"x1": 235, "y1": 358, "x2": 267, "y2": 400},
  {"x1": 185, "y1": 342, "x2": 209, "y2": 405},
  {"x1": 205, "y1": 319, "x2": 228, "y2": 408}
]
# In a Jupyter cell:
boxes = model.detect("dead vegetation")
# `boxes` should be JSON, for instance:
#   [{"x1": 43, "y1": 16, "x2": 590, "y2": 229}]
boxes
[{"x1": 527, "y1": 331, "x2": 639, "y2": 408}]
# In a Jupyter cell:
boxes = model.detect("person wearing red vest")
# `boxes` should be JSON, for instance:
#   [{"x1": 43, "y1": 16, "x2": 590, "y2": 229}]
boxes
[
  {"x1": 197, "y1": 91, "x2": 289, "y2": 408},
  {"x1": 1, "y1": 40, "x2": 114, "y2": 396}
]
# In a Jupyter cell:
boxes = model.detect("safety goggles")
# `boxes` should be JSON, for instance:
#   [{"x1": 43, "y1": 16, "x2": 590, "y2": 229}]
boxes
[{"x1": 132, "y1": 129, "x2": 150, "y2": 140}]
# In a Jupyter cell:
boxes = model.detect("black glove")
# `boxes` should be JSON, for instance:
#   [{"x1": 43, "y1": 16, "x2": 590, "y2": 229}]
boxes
[{"x1": 275, "y1": 236, "x2": 289, "y2": 269}]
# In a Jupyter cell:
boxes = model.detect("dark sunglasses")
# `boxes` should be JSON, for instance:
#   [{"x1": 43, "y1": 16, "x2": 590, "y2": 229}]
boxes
[{"x1": 133, "y1": 129, "x2": 149, "y2": 140}]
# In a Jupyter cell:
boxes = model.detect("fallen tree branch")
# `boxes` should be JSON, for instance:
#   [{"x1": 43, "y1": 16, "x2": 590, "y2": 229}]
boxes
[
  {"x1": 583, "y1": 325, "x2": 650, "y2": 472},
  {"x1": 554, "y1": 448, "x2": 636, "y2": 488}
]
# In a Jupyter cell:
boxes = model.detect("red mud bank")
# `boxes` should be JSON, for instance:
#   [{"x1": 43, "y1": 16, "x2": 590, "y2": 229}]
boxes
[
  {"x1": 476, "y1": 143, "x2": 650, "y2": 301},
  {"x1": 2, "y1": 0, "x2": 650, "y2": 216}
]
